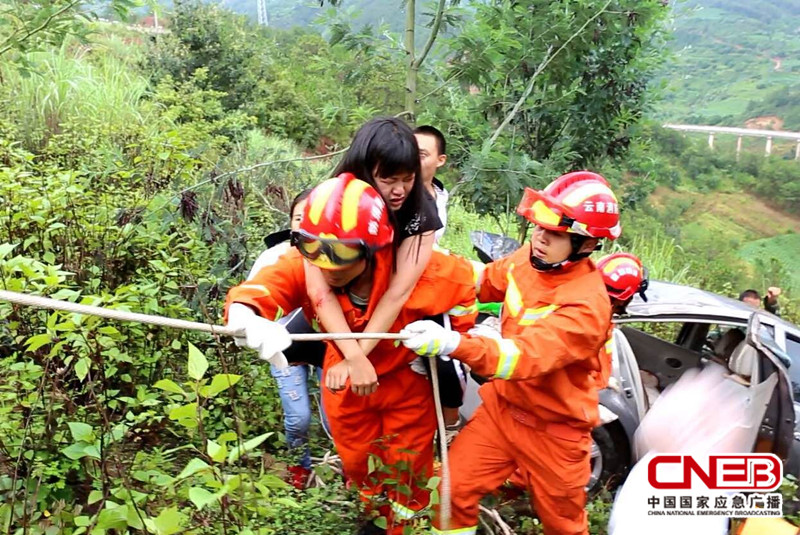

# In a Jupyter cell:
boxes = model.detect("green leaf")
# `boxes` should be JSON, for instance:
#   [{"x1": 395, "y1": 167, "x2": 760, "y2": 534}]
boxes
[
  {"x1": 88, "y1": 490, "x2": 103, "y2": 505},
  {"x1": 188, "y1": 487, "x2": 217, "y2": 510},
  {"x1": 227, "y1": 432, "x2": 272, "y2": 464},
  {"x1": 374, "y1": 516, "x2": 388, "y2": 529},
  {"x1": 74, "y1": 516, "x2": 91, "y2": 527},
  {"x1": 207, "y1": 440, "x2": 226, "y2": 463},
  {"x1": 217, "y1": 432, "x2": 237, "y2": 444},
  {"x1": 168, "y1": 403, "x2": 197, "y2": 421},
  {"x1": 75, "y1": 358, "x2": 90, "y2": 381},
  {"x1": 67, "y1": 422, "x2": 94, "y2": 443},
  {"x1": 274, "y1": 497, "x2": 301, "y2": 508},
  {"x1": 175, "y1": 458, "x2": 211, "y2": 480},
  {"x1": 153, "y1": 379, "x2": 186, "y2": 396},
  {"x1": 95, "y1": 507, "x2": 128, "y2": 530},
  {"x1": 25, "y1": 333, "x2": 51, "y2": 352},
  {"x1": 426, "y1": 476, "x2": 441, "y2": 490},
  {"x1": 187, "y1": 343, "x2": 208, "y2": 381},
  {"x1": 0, "y1": 243, "x2": 17, "y2": 261},
  {"x1": 62, "y1": 444, "x2": 90, "y2": 460},
  {"x1": 199, "y1": 374, "x2": 241, "y2": 398},
  {"x1": 147, "y1": 507, "x2": 185, "y2": 535}
]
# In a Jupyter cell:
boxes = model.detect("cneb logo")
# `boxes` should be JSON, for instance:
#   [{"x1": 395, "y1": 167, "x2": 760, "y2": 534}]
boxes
[{"x1": 647, "y1": 454, "x2": 782, "y2": 491}]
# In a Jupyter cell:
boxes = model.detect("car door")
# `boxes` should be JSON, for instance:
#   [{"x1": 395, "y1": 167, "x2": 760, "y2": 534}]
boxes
[{"x1": 747, "y1": 312, "x2": 796, "y2": 460}]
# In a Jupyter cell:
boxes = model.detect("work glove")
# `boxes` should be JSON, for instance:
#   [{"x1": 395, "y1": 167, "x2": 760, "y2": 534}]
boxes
[
  {"x1": 400, "y1": 320, "x2": 461, "y2": 358},
  {"x1": 227, "y1": 303, "x2": 291, "y2": 369}
]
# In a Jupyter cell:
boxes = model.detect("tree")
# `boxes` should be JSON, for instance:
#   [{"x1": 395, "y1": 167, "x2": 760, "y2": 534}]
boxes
[
  {"x1": 321, "y1": 0, "x2": 459, "y2": 121},
  {"x1": 0, "y1": 0, "x2": 137, "y2": 64},
  {"x1": 439, "y1": 0, "x2": 670, "y2": 228}
]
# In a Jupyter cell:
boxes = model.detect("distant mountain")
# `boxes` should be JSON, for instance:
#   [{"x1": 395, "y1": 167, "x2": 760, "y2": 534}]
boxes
[
  {"x1": 219, "y1": 0, "x2": 407, "y2": 31},
  {"x1": 655, "y1": 0, "x2": 800, "y2": 128}
]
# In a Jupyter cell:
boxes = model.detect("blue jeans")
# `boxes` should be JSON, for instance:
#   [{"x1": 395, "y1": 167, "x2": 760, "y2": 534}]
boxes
[{"x1": 270, "y1": 364, "x2": 328, "y2": 469}]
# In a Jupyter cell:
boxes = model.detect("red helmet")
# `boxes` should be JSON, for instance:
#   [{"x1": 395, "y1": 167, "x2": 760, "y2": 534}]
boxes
[
  {"x1": 295, "y1": 173, "x2": 394, "y2": 270},
  {"x1": 517, "y1": 171, "x2": 621, "y2": 240},
  {"x1": 597, "y1": 252, "x2": 648, "y2": 302}
]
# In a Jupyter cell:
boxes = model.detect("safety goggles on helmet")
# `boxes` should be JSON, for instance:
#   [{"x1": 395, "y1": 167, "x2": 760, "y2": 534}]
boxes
[
  {"x1": 291, "y1": 230, "x2": 368, "y2": 269},
  {"x1": 517, "y1": 188, "x2": 590, "y2": 236}
]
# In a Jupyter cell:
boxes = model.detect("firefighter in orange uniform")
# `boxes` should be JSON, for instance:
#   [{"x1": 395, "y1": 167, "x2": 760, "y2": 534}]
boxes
[
  {"x1": 401, "y1": 171, "x2": 621, "y2": 535},
  {"x1": 595, "y1": 252, "x2": 648, "y2": 389},
  {"x1": 224, "y1": 173, "x2": 477, "y2": 535}
]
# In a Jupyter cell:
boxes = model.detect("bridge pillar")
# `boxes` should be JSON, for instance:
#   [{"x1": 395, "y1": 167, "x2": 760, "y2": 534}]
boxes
[
  {"x1": 708, "y1": 133, "x2": 715, "y2": 149},
  {"x1": 765, "y1": 136, "x2": 773, "y2": 156},
  {"x1": 736, "y1": 136, "x2": 743, "y2": 161},
  {"x1": 796, "y1": 140, "x2": 800, "y2": 160}
]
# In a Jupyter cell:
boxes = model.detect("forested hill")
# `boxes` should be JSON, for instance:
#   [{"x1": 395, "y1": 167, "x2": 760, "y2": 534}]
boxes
[
  {"x1": 210, "y1": 0, "x2": 800, "y2": 129},
  {"x1": 654, "y1": 0, "x2": 800, "y2": 127}
]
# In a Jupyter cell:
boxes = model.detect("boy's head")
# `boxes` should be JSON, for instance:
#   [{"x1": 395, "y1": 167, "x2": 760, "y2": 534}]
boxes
[
  {"x1": 414, "y1": 125, "x2": 447, "y2": 185},
  {"x1": 597, "y1": 252, "x2": 648, "y2": 314},
  {"x1": 739, "y1": 289, "x2": 761, "y2": 308},
  {"x1": 293, "y1": 174, "x2": 394, "y2": 288},
  {"x1": 517, "y1": 171, "x2": 621, "y2": 271}
]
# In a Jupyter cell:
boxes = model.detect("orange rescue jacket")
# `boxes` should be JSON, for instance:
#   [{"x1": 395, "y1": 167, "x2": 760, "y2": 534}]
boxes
[
  {"x1": 224, "y1": 248, "x2": 478, "y2": 376},
  {"x1": 454, "y1": 245, "x2": 611, "y2": 429}
]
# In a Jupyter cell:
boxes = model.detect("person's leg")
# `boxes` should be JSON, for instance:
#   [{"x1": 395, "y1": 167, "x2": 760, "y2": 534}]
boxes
[
  {"x1": 378, "y1": 368, "x2": 437, "y2": 534},
  {"x1": 322, "y1": 384, "x2": 382, "y2": 499},
  {"x1": 314, "y1": 366, "x2": 332, "y2": 438},
  {"x1": 270, "y1": 364, "x2": 312, "y2": 471},
  {"x1": 436, "y1": 357, "x2": 466, "y2": 431},
  {"x1": 431, "y1": 404, "x2": 518, "y2": 534},
  {"x1": 520, "y1": 426, "x2": 592, "y2": 535}
]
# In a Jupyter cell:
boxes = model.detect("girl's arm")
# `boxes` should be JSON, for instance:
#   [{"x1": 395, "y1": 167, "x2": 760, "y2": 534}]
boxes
[
  {"x1": 359, "y1": 231, "x2": 436, "y2": 356},
  {"x1": 304, "y1": 261, "x2": 377, "y2": 395}
]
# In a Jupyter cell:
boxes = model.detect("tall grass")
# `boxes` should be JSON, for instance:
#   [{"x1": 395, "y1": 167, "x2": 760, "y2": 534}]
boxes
[
  {"x1": 610, "y1": 230, "x2": 697, "y2": 286},
  {"x1": 1, "y1": 40, "x2": 151, "y2": 148}
]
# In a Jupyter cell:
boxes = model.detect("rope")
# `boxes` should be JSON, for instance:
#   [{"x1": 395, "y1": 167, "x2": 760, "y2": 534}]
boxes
[
  {"x1": 0, "y1": 288, "x2": 452, "y2": 525},
  {"x1": 430, "y1": 360, "x2": 451, "y2": 529},
  {"x1": 0, "y1": 290, "x2": 407, "y2": 341}
]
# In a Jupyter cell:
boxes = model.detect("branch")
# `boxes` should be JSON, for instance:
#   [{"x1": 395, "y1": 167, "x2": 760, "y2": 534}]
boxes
[
  {"x1": 482, "y1": 0, "x2": 614, "y2": 154},
  {"x1": 413, "y1": 0, "x2": 447, "y2": 70},
  {"x1": 0, "y1": 0, "x2": 83, "y2": 58}
]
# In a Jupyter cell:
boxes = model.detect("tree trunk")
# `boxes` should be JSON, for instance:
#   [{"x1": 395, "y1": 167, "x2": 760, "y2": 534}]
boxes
[{"x1": 404, "y1": 0, "x2": 417, "y2": 122}]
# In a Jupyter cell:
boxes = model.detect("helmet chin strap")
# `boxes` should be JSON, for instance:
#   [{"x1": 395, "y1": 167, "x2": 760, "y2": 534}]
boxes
[{"x1": 529, "y1": 235, "x2": 595, "y2": 272}]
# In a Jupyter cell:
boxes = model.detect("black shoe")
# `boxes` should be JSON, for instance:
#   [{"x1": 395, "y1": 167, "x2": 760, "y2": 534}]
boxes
[{"x1": 355, "y1": 520, "x2": 387, "y2": 535}]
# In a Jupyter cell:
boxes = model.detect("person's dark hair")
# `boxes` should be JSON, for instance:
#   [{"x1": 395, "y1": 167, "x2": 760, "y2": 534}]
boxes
[
  {"x1": 289, "y1": 188, "x2": 313, "y2": 217},
  {"x1": 413, "y1": 125, "x2": 446, "y2": 155},
  {"x1": 333, "y1": 117, "x2": 425, "y2": 249},
  {"x1": 739, "y1": 289, "x2": 760, "y2": 301}
]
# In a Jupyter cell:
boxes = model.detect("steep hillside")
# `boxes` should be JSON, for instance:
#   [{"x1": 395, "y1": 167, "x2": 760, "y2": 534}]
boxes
[
  {"x1": 656, "y1": 0, "x2": 800, "y2": 127},
  {"x1": 650, "y1": 186, "x2": 800, "y2": 291}
]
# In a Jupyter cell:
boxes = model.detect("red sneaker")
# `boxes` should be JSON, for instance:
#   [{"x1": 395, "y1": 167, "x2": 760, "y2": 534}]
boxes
[{"x1": 287, "y1": 465, "x2": 311, "y2": 490}]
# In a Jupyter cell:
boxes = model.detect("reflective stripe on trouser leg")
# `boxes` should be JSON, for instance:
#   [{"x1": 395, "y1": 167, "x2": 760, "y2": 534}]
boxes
[{"x1": 431, "y1": 527, "x2": 477, "y2": 535}]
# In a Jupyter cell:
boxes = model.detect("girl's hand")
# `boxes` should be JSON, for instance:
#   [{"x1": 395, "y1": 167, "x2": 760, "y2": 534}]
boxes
[
  {"x1": 326, "y1": 360, "x2": 350, "y2": 392},
  {"x1": 347, "y1": 356, "x2": 378, "y2": 396}
]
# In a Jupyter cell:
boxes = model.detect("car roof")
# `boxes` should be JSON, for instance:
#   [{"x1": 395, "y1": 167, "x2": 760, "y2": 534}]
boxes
[{"x1": 617, "y1": 280, "x2": 800, "y2": 334}]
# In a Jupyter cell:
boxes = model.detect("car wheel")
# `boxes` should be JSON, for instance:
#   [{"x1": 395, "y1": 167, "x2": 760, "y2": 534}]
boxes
[{"x1": 587, "y1": 423, "x2": 630, "y2": 495}]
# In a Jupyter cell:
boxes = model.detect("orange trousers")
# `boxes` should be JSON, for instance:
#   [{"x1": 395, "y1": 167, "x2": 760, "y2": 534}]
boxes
[
  {"x1": 432, "y1": 397, "x2": 592, "y2": 535},
  {"x1": 323, "y1": 365, "x2": 436, "y2": 534}
]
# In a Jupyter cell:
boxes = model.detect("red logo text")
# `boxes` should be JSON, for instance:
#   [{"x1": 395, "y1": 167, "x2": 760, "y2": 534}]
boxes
[{"x1": 647, "y1": 454, "x2": 782, "y2": 491}]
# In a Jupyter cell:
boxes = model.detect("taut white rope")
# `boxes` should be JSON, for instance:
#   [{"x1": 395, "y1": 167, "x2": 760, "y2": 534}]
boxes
[{"x1": 0, "y1": 288, "x2": 452, "y2": 525}]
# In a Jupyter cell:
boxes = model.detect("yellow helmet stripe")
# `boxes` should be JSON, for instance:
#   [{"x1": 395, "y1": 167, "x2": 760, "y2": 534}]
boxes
[
  {"x1": 562, "y1": 182, "x2": 615, "y2": 207},
  {"x1": 341, "y1": 179, "x2": 370, "y2": 232},
  {"x1": 601, "y1": 257, "x2": 637, "y2": 274},
  {"x1": 308, "y1": 178, "x2": 340, "y2": 225}
]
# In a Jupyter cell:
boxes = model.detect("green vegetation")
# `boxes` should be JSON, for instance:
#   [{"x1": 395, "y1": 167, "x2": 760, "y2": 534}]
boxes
[
  {"x1": 1, "y1": 1, "x2": 799, "y2": 534},
  {"x1": 655, "y1": 0, "x2": 800, "y2": 126}
]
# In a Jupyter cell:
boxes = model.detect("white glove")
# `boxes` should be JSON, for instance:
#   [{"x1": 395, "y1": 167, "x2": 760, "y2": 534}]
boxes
[
  {"x1": 400, "y1": 320, "x2": 461, "y2": 358},
  {"x1": 227, "y1": 304, "x2": 291, "y2": 369}
]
